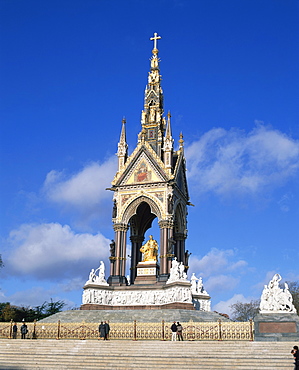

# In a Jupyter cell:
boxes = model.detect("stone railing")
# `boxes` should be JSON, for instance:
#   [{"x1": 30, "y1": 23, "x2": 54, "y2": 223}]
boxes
[{"x1": 0, "y1": 320, "x2": 254, "y2": 341}]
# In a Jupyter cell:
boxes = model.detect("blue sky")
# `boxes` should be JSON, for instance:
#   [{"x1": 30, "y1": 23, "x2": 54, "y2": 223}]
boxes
[{"x1": 1, "y1": 0, "x2": 299, "y2": 315}]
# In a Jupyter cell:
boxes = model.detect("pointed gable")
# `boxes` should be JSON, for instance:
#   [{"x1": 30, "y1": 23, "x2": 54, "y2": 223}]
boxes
[{"x1": 112, "y1": 141, "x2": 173, "y2": 187}]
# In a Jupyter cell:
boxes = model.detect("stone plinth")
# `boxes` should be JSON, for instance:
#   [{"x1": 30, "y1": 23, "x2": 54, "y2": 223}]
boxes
[
  {"x1": 254, "y1": 313, "x2": 299, "y2": 341},
  {"x1": 192, "y1": 293, "x2": 211, "y2": 312},
  {"x1": 134, "y1": 261, "x2": 159, "y2": 285}
]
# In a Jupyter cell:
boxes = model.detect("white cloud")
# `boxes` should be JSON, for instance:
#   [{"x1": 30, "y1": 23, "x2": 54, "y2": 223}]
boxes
[
  {"x1": 188, "y1": 248, "x2": 245, "y2": 277},
  {"x1": 58, "y1": 277, "x2": 86, "y2": 292},
  {"x1": 205, "y1": 274, "x2": 239, "y2": 292},
  {"x1": 228, "y1": 260, "x2": 248, "y2": 271},
  {"x1": 277, "y1": 192, "x2": 293, "y2": 212},
  {"x1": 5, "y1": 222, "x2": 110, "y2": 280},
  {"x1": 0, "y1": 286, "x2": 75, "y2": 308},
  {"x1": 188, "y1": 248, "x2": 250, "y2": 297},
  {"x1": 43, "y1": 157, "x2": 117, "y2": 210},
  {"x1": 213, "y1": 293, "x2": 249, "y2": 315},
  {"x1": 185, "y1": 124, "x2": 299, "y2": 196}
]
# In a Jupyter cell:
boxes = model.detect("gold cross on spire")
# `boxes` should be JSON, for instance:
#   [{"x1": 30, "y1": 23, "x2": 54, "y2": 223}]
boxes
[{"x1": 150, "y1": 32, "x2": 161, "y2": 50}]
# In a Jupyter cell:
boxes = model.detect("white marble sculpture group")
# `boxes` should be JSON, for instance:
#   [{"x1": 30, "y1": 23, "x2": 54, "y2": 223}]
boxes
[
  {"x1": 259, "y1": 273, "x2": 296, "y2": 313},
  {"x1": 191, "y1": 273, "x2": 209, "y2": 295},
  {"x1": 85, "y1": 261, "x2": 108, "y2": 286},
  {"x1": 166, "y1": 257, "x2": 188, "y2": 284},
  {"x1": 83, "y1": 260, "x2": 211, "y2": 311}
]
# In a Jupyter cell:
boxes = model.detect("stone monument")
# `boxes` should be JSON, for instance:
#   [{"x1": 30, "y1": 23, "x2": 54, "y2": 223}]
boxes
[
  {"x1": 81, "y1": 33, "x2": 211, "y2": 312},
  {"x1": 254, "y1": 273, "x2": 299, "y2": 341}
]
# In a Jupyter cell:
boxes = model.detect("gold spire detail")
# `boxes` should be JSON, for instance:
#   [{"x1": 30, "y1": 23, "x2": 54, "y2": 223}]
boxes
[
  {"x1": 150, "y1": 32, "x2": 161, "y2": 54},
  {"x1": 179, "y1": 132, "x2": 184, "y2": 150}
]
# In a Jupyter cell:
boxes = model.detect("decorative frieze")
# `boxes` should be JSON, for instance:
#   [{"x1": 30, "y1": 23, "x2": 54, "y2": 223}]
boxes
[
  {"x1": 113, "y1": 223, "x2": 129, "y2": 232},
  {"x1": 82, "y1": 284, "x2": 193, "y2": 306}
]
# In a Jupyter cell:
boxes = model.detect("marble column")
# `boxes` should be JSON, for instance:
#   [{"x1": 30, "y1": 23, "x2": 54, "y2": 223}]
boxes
[
  {"x1": 109, "y1": 222, "x2": 128, "y2": 285},
  {"x1": 158, "y1": 219, "x2": 174, "y2": 280}
]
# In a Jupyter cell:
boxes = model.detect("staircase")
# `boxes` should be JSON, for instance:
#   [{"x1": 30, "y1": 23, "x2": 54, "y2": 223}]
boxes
[{"x1": 0, "y1": 339, "x2": 295, "y2": 369}]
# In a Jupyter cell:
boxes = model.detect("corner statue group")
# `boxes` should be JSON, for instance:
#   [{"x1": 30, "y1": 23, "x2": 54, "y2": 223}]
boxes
[{"x1": 140, "y1": 235, "x2": 158, "y2": 262}]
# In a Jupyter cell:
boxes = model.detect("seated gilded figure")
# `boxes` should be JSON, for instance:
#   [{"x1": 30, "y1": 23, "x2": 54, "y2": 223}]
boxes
[{"x1": 140, "y1": 235, "x2": 158, "y2": 262}]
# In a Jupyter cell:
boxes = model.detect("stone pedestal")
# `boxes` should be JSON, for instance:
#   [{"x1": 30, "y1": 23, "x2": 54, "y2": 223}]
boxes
[
  {"x1": 134, "y1": 261, "x2": 159, "y2": 285},
  {"x1": 254, "y1": 313, "x2": 299, "y2": 341}
]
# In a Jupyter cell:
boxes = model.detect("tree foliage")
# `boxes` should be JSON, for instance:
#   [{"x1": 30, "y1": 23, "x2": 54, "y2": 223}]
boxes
[
  {"x1": 0, "y1": 299, "x2": 66, "y2": 322},
  {"x1": 286, "y1": 281, "x2": 299, "y2": 315},
  {"x1": 0, "y1": 254, "x2": 3, "y2": 268},
  {"x1": 230, "y1": 300, "x2": 260, "y2": 321}
]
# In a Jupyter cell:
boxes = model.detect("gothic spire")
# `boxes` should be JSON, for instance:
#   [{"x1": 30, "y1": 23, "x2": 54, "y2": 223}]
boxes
[
  {"x1": 165, "y1": 111, "x2": 173, "y2": 141},
  {"x1": 163, "y1": 111, "x2": 173, "y2": 169},
  {"x1": 139, "y1": 32, "x2": 165, "y2": 157},
  {"x1": 117, "y1": 117, "x2": 128, "y2": 170}
]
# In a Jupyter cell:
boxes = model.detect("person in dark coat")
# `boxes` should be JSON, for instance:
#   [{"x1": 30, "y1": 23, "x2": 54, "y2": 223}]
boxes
[
  {"x1": 176, "y1": 322, "x2": 183, "y2": 341},
  {"x1": 292, "y1": 346, "x2": 299, "y2": 370},
  {"x1": 99, "y1": 322, "x2": 105, "y2": 340},
  {"x1": 104, "y1": 321, "x2": 110, "y2": 340},
  {"x1": 12, "y1": 323, "x2": 17, "y2": 339},
  {"x1": 170, "y1": 321, "x2": 177, "y2": 341},
  {"x1": 21, "y1": 323, "x2": 28, "y2": 339}
]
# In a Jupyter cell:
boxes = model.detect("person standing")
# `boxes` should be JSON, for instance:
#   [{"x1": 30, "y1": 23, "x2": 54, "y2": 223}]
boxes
[
  {"x1": 12, "y1": 323, "x2": 17, "y2": 339},
  {"x1": 21, "y1": 323, "x2": 28, "y2": 339},
  {"x1": 176, "y1": 322, "x2": 183, "y2": 341},
  {"x1": 292, "y1": 346, "x2": 299, "y2": 370},
  {"x1": 170, "y1": 321, "x2": 177, "y2": 341},
  {"x1": 99, "y1": 321, "x2": 105, "y2": 340},
  {"x1": 104, "y1": 321, "x2": 110, "y2": 340}
]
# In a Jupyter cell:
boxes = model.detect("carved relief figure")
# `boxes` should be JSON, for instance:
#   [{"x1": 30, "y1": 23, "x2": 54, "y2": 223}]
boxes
[
  {"x1": 167, "y1": 194, "x2": 173, "y2": 214},
  {"x1": 167, "y1": 237, "x2": 176, "y2": 255},
  {"x1": 185, "y1": 250, "x2": 191, "y2": 266},
  {"x1": 140, "y1": 235, "x2": 159, "y2": 262},
  {"x1": 112, "y1": 200, "x2": 117, "y2": 218},
  {"x1": 98, "y1": 261, "x2": 105, "y2": 279},
  {"x1": 191, "y1": 273, "x2": 198, "y2": 293},
  {"x1": 110, "y1": 240, "x2": 115, "y2": 257}
]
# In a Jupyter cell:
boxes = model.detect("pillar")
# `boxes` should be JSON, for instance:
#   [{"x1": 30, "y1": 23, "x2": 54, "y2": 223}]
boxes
[
  {"x1": 130, "y1": 235, "x2": 144, "y2": 284},
  {"x1": 108, "y1": 222, "x2": 128, "y2": 286},
  {"x1": 158, "y1": 219, "x2": 174, "y2": 281}
]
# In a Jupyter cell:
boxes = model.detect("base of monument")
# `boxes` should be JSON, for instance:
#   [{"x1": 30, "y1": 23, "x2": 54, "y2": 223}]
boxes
[
  {"x1": 107, "y1": 275, "x2": 127, "y2": 286},
  {"x1": 254, "y1": 313, "x2": 299, "y2": 341},
  {"x1": 81, "y1": 302, "x2": 195, "y2": 310},
  {"x1": 157, "y1": 273, "x2": 169, "y2": 283}
]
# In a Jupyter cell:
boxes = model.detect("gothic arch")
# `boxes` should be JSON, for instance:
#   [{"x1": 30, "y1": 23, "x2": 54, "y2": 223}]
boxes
[{"x1": 121, "y1": 195, "x2": 162, "y2": 225}]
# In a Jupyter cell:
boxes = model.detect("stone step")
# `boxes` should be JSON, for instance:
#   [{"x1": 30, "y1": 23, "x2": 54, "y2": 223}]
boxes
[
  {"x1": 0, "y1": 357, "x2": 293, "y2": 369},
  {"x1": 0, "y1": 339, "x2": 294, "y2": 370}
]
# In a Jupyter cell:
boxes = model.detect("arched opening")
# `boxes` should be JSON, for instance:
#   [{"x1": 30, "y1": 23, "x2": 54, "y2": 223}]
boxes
[{"x1": 129, "y1": 201, "x2": 158, "y2": 284}]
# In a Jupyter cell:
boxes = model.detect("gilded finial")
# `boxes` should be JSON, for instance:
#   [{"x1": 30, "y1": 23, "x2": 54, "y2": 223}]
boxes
[
  {"x1": 122, "y1": 117, "x2": 126, "y2": 124},
  {"x1": 150, "y1": 32, "x2": 161, "y2": 54},
  {"x1": 179, "y1": 132, "x2": 184, "y2": 149}
]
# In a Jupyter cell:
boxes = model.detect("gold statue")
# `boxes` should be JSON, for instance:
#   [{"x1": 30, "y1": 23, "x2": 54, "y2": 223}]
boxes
[{"x1": 140, "y1": 235, "x2": 158, "y2": 262}]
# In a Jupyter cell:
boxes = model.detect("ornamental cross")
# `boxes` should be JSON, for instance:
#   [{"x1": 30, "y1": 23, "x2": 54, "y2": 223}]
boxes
[{"x1": 150, "y1": 32, "x2": 161, "y2": 50}]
